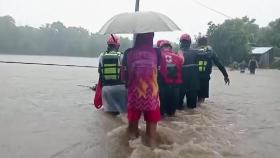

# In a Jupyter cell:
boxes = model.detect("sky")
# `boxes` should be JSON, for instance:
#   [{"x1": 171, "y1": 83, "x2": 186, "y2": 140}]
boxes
[{"x1": 0, "y1": 0, "x2": 280, "y2": 43}]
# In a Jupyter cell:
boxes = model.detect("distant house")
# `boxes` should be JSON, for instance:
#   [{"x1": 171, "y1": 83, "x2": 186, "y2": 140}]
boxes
[{"x1": 251, "y1": 47, "x2": 273, "y2": 68}]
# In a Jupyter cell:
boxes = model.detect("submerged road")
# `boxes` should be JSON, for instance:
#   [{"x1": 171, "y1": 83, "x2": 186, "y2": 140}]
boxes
[{"x1": 0, "y1": 55, "x2": 280, "y2": 158}]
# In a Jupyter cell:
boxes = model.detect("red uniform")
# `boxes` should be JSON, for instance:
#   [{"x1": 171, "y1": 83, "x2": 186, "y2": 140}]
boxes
[
  {"x1": 159, "y1": 49, "x2": 183, "y2": 85},
  {"x1": 158, "y1": 47, "x2": 183, "y2": 116}
]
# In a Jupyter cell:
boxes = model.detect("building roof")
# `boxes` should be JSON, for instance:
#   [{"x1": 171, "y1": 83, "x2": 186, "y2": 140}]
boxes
[{"x1": 252, "y1": 47, "x2": 273, "y2": 54}]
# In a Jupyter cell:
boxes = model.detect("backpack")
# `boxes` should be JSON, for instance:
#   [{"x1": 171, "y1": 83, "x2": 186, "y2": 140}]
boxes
[{"x1": 159, "y1": 51, "x2": 184, "y2": 85}]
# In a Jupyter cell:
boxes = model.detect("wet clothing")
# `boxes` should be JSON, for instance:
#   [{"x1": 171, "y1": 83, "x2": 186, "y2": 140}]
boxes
[
  {"x1": 128, "y1": 106, "x2": 161, "y2": 122},
  {"x1": 158, "y1": 49, "x2": 183, "y2": 115},
  {"x1": 159, "y1": 84, "x2": 180, "y2": 115},
  {"x1": 125, "y1": 48, "x2": 159, "y2": 111},
  {"x1": 250, "y1": 68, "x2": 255, "y2": 74},
  {"x1": 179, "y1": 89, "x2": 198, "y2": 109},
  {"x1": 198, "y1": 77, "x2": 210, "y2": 98},
  {"x1": 123, "y1": 33, "x2": 160, "y2": 122},
  {"x1": 249, "y1": 59, "x2": 258, "y2": 74},
  {"x1": 98, "y1": 51, "x2": 127, "y2": 113},
  {"x1": 178, "y1": 48, "x2": 200, "y2": 109},
  {"x1": 102, "y1": 85, "x2": 127, "y2": 113},
  {"x1": 195, "y1": 46, "x2": 228, "y2": 98}
]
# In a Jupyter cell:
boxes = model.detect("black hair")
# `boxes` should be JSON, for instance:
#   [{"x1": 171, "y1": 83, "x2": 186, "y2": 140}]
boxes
[
  {"x1": 197, "y1": 36, "x2": 208, "y2": 46},
  {"x1": 180, "y1": 40, "x2": 191, "y2": 49},
  {"x1": 106, "y1": 44, "x2": 119, "y2": 52},
  {"x1": 161, "y1": 43, "x2": 172, "y2": 49}
]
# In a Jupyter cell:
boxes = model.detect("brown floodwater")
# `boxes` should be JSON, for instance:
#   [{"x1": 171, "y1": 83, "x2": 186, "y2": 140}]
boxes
[{"x1": 0, "y1": 55, "x2": 279, "y2": 158}]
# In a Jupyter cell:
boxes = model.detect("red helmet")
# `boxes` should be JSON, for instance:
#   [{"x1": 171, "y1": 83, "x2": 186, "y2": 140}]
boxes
[
  {"x1": 156, "y1": 40, "x2": 164, "y2": 48},
  {"x1": 159, "y1": 40, "x2": 171, "y2": 48},
  {"x1": 107, "y1": 35, "x2": 120, "y2": 46},
  {"x1": 180, "y1": 33, "x2": 191, "y2": 42}
]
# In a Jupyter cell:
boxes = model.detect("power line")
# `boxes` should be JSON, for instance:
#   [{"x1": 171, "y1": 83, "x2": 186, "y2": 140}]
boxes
[
  {"x1": 0, "y1": 60, "x2": 98, "y2": 68},
  {"x1": 192, "y1": 0, "x2": 233, "y2": 19}
]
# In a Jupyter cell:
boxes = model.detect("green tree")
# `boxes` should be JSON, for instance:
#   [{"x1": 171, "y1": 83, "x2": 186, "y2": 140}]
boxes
[
  {"x1": 262, "y1": 18, "x2": 280, "y2": 48},
  {"x1": 0, "y1": 16, "x2": 18, "y2": 52},
  {"x1": 207, "y1": 17, "x2": 259, "y2": 64},
  {"x1": 0, "y1": 15, "x2": 132, "y2": 57}
]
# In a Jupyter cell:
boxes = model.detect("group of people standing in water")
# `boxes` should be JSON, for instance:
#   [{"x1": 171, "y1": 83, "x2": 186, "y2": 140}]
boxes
[
  {"x1": 95, "y1": 32, "x2": 230, "y2": 146},
  {"x1": 231, "y1": 56, "x2": 259, "y2": 74}
]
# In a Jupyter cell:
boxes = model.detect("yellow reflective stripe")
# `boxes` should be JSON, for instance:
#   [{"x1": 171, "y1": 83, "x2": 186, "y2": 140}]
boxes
[
  {"x1": 199, "y1": 66, "x2": 203, "y2": 71},
  {"x1": 104, "y1": 64, "x2": 119, "y2": 80},
  {"x1": 203, "y1": 61, "x2": 208, "y2": 66},
  {"x1": 203, "y1": 61, "x2": 207, "y2": 71},
  {"x1": 198, "y1": 60, "x2": 208, "y2": 72},
  {"x1": 198, "y1": 61, "x2": 204, "y2": 72}
]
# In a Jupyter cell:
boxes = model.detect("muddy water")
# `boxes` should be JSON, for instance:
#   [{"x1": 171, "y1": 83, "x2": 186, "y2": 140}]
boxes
[{"x1": 0, "y1": 55, "x2": 279, "y2": 158}]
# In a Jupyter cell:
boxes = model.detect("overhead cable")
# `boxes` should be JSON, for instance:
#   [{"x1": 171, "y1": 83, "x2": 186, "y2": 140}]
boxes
[{"x1": 192, "y1": 0, "x2": 233, "y2": 19}]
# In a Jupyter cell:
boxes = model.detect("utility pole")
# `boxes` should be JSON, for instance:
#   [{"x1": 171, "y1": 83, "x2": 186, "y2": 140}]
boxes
[
  {"x1": 135, "y1": 0, "x2": 140, "y2": 12},
  {"x1": 133, "y1": 0, "x2": 140, "y2": 45}
]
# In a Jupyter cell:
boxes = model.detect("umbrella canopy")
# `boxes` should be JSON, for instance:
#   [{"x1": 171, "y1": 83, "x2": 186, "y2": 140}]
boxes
[{"x1": 98, "y1": 11, "x2": 181, "y2": 34}]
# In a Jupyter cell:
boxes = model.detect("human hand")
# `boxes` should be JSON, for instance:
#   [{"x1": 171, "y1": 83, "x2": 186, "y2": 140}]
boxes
[{"x1": 224, "y1": 77, "x2": 230, "y2": 85}]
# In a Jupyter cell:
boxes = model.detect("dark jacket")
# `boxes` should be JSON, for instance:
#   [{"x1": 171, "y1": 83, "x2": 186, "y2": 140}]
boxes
[
  {"x1": 196, "y1": 46, "x2": 228, "y2": 79},
  {"x1": 180, "y1": 48, "x2": 200, "y2": 90}
]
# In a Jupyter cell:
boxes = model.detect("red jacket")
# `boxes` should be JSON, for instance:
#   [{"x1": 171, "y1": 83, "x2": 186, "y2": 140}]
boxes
[{"x1": 159, "y1": 49, "x2": 183, "y2": 84}]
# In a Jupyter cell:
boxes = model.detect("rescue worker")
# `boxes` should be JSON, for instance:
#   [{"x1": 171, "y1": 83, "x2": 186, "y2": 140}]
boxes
[
  {"x1": 178, "y1": 33, "x2": 200, "y2": 109},
  {"x1": 248, "y1": 56, "x2": 258, "y2": 74},
  {"x1": 98, "y1": 35, "x2": 127, "y2": 114},
  {"x1": 195, "y1": 36, "x2": 230, "y2": 104},
  {"x1": 158, "y1": 40, "x2": 183, "y2": 116}
]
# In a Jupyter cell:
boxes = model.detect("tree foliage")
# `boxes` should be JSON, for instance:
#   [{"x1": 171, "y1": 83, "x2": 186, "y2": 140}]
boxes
[
  {"x1": 207, "y1": 17, "x2": 259, "y2": 64},
  {"x1": 207, "y1": 16, "x2": 280, "y2": 65},
  {"x1": 1, "y1": 15, "x2": 280, "y2": 60},
  {"x1": 0, "y1": 15, "x2": 132, "y2": 57},
  {"x1": 260, "y1": 18, "x2": 280, "y2": 48}
]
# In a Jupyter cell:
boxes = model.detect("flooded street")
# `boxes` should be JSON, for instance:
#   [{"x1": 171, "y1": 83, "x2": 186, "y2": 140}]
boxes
[{"x1": 0, "y1": 55, "x2": 280, "y2": 158}]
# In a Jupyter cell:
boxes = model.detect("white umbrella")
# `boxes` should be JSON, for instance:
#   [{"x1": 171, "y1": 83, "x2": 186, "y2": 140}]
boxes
[{"x1": 98, "y1": 11, "x2": 181, "y2": 34}]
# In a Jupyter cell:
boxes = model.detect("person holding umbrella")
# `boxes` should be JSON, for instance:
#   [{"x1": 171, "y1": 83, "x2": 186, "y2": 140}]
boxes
[
  {"x1": 122, "y1": 32, "x2": 160, "y2": 146},
  {"x1": 98, "y1": 11, "x2": 181, "y2": 147}
]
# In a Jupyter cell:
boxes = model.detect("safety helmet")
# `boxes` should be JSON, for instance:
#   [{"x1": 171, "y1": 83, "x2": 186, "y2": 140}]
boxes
[
  {"x1": 107, "y1": 35, "x2": 120, "y2": 46},
  {"x1": 180, "y1": 33, "x2": 191, "y2": 42},
  {"x1": 159, "y1": 40, "x2": 172, "y2": 48}
]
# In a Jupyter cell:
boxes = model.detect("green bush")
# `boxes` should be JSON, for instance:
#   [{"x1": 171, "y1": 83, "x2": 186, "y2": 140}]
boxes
[{"x1": 271, "y1": 59, "x2": 280, "y2": 69}]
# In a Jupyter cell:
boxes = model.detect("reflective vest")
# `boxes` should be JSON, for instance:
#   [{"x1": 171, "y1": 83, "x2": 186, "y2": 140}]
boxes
[
  {"x1": 196, "y1": 46, "x2": 213, "y2": 74},
  {"x1": 100, "y1": 51, "x2": 123, "y2": 85},
  {"x1": 198, "y1": 60, "x2": 208, "y2": 72}
]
